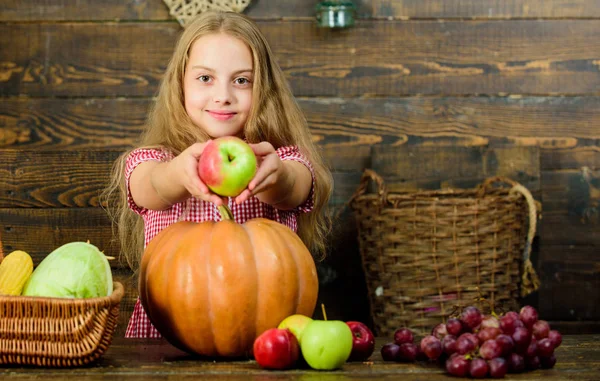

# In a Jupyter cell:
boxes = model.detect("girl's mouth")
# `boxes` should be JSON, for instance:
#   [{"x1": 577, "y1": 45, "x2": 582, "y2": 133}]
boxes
[{"x1": 207, "y1": 111, "x2": 236, "y2": 121}]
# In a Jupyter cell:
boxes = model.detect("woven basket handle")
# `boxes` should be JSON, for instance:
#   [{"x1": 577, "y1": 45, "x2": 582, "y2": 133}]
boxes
[
  {"x1": 351, "y1": 169, "x2": 389, "y2": 204},
  {"x1": 334, "y1": 169, "x2": 389, "y2": 220},
  {"x1": 478, "y1": 176, "x2": 541, "y2": 297}
]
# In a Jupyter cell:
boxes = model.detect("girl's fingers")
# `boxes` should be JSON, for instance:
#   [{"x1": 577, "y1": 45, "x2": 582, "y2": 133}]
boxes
[
  {"x1": 247, "y1": 160, "x2": 265, "y2": 190},
  {"x1": 185, "y1": 162, "x2": 206, "y2": 195},
  {"x1": 248, "y1": 172, "x2": 270, "y2": 191},
  {"x1": 249, "y1": 173, "x2": 276, "y2": 196},
  {"x1": 234, "y1": 189, "x2": 252, "y2": 205},
  {"x1": 196, "y1": 177, "x2": 209, "y2": 194},
  {"x1": 235, "y1": 170, "x2": 277, "y2": 204},
  {"x1": 192, "y1": 191, "x2": 225, "y2": 206},
  {"x1": 249, "y1": 142, "x2": 275, "y2": 156},
  {"x1": 188, "y1": 141, "x2": 209, "y2": 158},
  {"x1": 210, "y1": 195, "x2": 226, "y2": 206},
  {"x1": 248, "y1": 155, "x2": 278, "y2": 190}
]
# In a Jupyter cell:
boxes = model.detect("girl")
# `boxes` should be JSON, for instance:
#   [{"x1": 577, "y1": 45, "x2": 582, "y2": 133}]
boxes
[{"x1": 103, "y1": 11, "x2": 333, "y2": 338}]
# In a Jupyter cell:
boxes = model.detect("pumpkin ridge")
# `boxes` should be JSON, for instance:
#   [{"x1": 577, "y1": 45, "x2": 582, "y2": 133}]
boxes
[
  {"x1": 245, "y1": 219, "x2": 299, "y2": 333},
  {"x1": 241, "y1": 221, "x2": 259, "y2": 349},
  {"x1": 209, "y1": 219, "x2": 258, "y2": 356},
  {"x1": 164, "y1": 225, "x2": 186, "y2": 345},
  {"x1": 230, "y1": 218, "x2": 258, "y2": 356},
  {"x1": 262, "y1": 221, "x2": 301, "y2": 314},
  {"x1": 270, "y1": 222, "x2": 318, "y2": 317},
  {"x1": 205, "y1": 219, "x2": 217, "y2": 355},
  {"x1": 273, "y1": 222, "x2": 301, "y2": 313},
  {"x1": 142, "y1": 222, "x2": 195, "y2": 351},
  {"x1": 142, "y1": 223, "x2": 179, "y2": 327},
  {"x1": 162, "y1": 222, "x2": 200, "y2": 352},
  {"x1": 185, "y1": 221, "x2": 217, "y2": 355}
]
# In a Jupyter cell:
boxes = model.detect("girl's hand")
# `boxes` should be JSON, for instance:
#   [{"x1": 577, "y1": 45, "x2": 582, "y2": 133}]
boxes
[
  {"x1": 235, "y1": 142, "x2": 289, "y2": 205},
  {"x1": 172, "y1": 142, "x2": 227, "y2": 206}
]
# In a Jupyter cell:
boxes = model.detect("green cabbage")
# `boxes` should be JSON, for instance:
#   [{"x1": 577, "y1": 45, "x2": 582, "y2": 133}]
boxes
[{"x1": 22, "y1": 241, "x2": 113, "y2": 298}]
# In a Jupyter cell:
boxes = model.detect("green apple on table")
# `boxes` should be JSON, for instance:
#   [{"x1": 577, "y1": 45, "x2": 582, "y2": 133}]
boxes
[{"x1": 299, "y1": 311, "x2": 353, "y2": 370}]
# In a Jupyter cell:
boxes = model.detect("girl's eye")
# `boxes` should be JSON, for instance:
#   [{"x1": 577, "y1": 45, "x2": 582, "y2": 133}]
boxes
[
  {"x1": 235, "y1": 77, "x2": 251, "y2": 85},
  {"x1": 198, "y1": 75, "x2": 211, "y2": 83}
]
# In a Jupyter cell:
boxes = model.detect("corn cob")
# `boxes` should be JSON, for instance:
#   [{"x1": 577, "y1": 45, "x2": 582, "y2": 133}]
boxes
[{"x1": 0, "y1": 250, "x2": 34, "y2": 295}]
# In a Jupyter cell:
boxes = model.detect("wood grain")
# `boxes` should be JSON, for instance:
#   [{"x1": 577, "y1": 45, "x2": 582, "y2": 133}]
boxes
[
  {"x1": 542, "y1": 142, "x2": 600, "y2": 171},
  {"x1": 3, "y1": 0, "x2": 599, "y2": 21},
  {"x1": 2, "y1": 96, "x2": 599, "y2": 172},
  {"x1": 0, "y1": 98, "x2": 148, "y2": 150},
  {"x1": 539, "y1": 245, "x2": 600, "y2": 320},
  {"x1": 538, "y1": 168, "x2": 600, "y2": 320},
  {"x1": 2, "y1": 20, "x2": 599, "y2": 97},
  {"x1": 0, "y1": 0, "x2": 172, "y2": 21},
  {"x1": 541, "y1": 168, "x2": 600, "y2": 243},
  {"x1": 371, "y1": 145, "x2": 541, "y2": 192},
  {"x1": 0, "y1": 207, "x2": 122, "y2": 266},
  {"x1": 0, "y1": 150, "x2": 122, "y2": 208},
  {"x1": 0, "y1": 0, "x2": 372, "y2": 21},
  {"x1": 370, "y1": 0, "x2": 600, "y2": 18},
  {"x1": 549, "y1": 321, "x2": 600, "y2": 334}
]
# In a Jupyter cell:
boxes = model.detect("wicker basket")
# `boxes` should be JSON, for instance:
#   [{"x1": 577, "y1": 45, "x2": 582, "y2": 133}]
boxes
[
  {"x1": 0, "y1": 238, "x2": 124, "y2": 367},
  {"x1": 349, "y1": 170, "x2": 541, "y2": 336}
]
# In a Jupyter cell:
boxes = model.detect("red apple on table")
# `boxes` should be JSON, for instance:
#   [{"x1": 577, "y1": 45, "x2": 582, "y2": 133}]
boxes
[
  {"x1": 253, "y1": 328, "x2": 299, "y2": 370},
  {"x1": 346, "y1": 321, "x2": 375, "y2": 361},
  {"x1": 198, "y1": 136, "x2": 257, "y2": 197}
]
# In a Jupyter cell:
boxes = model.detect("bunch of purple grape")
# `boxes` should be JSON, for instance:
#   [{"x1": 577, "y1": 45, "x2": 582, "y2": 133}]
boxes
[{"x1": 381, "y1": 305, "x2": 562, "y2": 378}]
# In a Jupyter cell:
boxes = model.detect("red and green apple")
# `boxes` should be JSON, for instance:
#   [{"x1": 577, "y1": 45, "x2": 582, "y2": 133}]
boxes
[{"x1": 198, "y1": 136, "x2": 257, "y2": 197}]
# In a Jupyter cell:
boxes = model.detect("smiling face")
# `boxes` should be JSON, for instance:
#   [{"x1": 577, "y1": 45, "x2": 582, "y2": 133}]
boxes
[{"x1": 183, "y1": 32, "x2": 254, "y2": 138}]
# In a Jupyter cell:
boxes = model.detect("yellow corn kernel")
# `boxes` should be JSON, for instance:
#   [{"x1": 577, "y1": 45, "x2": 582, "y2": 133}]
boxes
[{"x1": 0, "y1": 250, "x2": 34, "y2": 296}]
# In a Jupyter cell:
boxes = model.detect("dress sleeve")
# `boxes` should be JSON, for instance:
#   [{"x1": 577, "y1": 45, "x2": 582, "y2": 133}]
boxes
[
  {"x1": 276, "y1": 146, "x2": 315, "y2": 213},
  {"x1": 124, "y1": 148, "x2": 174, "y2": 215}
]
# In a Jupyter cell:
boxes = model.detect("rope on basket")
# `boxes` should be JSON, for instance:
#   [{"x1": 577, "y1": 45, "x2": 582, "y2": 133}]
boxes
[
  {"x1": 477, "y1": 176, "x2": 541, "y2": 297},
  {"x1": 163, "y1": 0, "x2": 252, "y2": 27},
  {"x1": 509, "y1": 184, "x2": 541, "y2": 297}
]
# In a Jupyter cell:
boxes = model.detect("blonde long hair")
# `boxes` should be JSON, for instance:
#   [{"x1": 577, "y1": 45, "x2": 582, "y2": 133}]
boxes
[{"x1": 103, "y1": 11, "x2": 333, "y2": 270}]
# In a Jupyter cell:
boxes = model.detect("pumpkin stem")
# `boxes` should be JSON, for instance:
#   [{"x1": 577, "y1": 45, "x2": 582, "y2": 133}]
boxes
[
  {"x1": 218, "y1": 205, "x2": 234, "y2": 221},
  {"x1": 321, "y1": 303, "x2": 328, "y2": 321}
]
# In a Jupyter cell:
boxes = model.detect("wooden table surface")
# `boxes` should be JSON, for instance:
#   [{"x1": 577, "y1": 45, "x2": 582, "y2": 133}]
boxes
[{"x1": 1, "y1": 335, "x2": 599, "y2": 380}]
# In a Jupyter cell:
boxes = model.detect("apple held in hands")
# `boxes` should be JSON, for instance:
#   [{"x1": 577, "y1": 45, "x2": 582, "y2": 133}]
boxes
[
  {"x1": 346, "y1": 321, "x2": 375, "y2": 361},
  {"x1": 278, "y1": 314, "x2": 313, "y2": 342},
  {"x1": 253, "y1": 328, "x2": 300, "y2": 370},
  {"x1": 198, "y1": 136, "x2": 257, "y2": 197}
]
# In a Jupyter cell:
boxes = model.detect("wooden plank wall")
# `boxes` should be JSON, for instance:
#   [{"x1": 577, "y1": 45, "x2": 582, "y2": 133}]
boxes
[{"x1": 1, "y1": 0, "x2": 599, "y2": 335}]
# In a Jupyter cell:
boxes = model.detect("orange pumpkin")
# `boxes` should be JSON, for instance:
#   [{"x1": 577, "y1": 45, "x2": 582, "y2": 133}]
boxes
[{"x1": 139, "y1": 206, "x2": 319, "y2": 357}]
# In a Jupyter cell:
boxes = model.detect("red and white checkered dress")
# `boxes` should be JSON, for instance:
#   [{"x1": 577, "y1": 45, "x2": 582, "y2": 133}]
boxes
[{"x1": 123, "y1": 145, "x2": 315, "y2": 338}]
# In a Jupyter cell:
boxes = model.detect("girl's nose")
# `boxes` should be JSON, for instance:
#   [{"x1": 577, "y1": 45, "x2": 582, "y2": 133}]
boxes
[{"x1": 212, "y1": 83, "x2": 232, "y2": 104}]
